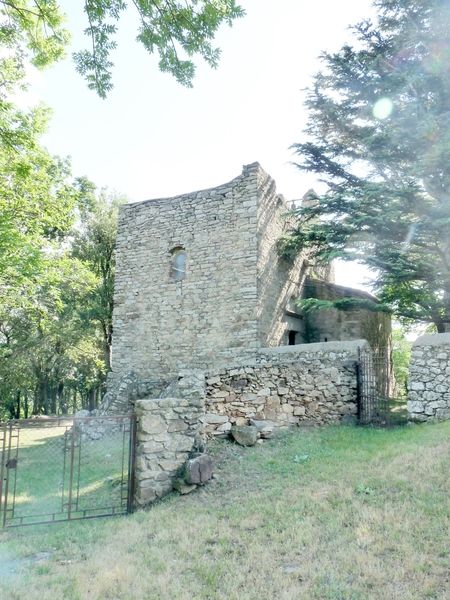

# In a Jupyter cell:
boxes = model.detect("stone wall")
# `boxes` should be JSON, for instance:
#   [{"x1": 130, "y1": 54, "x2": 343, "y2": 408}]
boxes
[
  {"x1": 303, "y1": 278, "x2": 392, "y2": 351},
  {"x1": 110, "y1": 163, "x2": 260, "y2": 386},
  {"x1": 407, "y1": 333, "x2": 450, "y2": 422},
  {"x1": 134, "y1": 394, "x2": 204, "y2": 506},
  {"x1": 203, "y1": 341, "x2": 366, "y2": 435},
  {"x1": 255, "y1": 171, "x2": 307, "y2": 347},
  {"x1": 129, "y1": 340, "x2": 369, "y2": 506},
  {"x1": 108, "y1": 162, "x2": 313, "y2": 393}
]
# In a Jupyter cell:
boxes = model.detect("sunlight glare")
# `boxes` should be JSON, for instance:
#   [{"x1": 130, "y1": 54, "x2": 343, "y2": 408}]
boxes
[{"x1": 373, "y1": 97, "x2": 393, "y2": 120}]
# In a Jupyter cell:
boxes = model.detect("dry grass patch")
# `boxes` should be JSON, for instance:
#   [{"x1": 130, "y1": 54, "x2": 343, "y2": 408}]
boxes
[{"x1": 1, "y1": 422, "x2": 449, "y2": 600}]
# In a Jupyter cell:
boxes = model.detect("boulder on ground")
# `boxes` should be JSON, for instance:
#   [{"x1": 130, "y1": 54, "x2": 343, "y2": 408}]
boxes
[
  {"x1": 231, "y1": 425, "x2": 258, "y2": 446},
  {"x1": 184, "y1": 454, "x2": 214, "y2": 485},
  {"x1": 249, "y1": 419, "x2": 275, "y2": 439}
]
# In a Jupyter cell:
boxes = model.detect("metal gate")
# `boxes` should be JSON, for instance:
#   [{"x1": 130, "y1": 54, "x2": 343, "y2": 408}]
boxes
[
  {"x1": 0, "y1": 414, "x2": 136, "y2": 528},
  {"x1": 357, "y1": 347, "x2": 407, "y2": 426}
]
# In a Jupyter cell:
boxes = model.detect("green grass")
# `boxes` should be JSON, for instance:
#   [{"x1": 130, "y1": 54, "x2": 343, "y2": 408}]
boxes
[{"x1": 1, "y1": 421, "x2": 449, "y2": 600}]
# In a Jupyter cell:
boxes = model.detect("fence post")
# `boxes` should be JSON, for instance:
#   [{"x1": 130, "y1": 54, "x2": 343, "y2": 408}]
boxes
[{"x1": 127, "y1": 415, "x2": 137, "y2": 514}]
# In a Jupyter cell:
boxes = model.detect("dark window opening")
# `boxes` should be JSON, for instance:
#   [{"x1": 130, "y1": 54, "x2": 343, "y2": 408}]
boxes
[{"x1": 288, "y1": 331, "x2": 297, "y2": 345}]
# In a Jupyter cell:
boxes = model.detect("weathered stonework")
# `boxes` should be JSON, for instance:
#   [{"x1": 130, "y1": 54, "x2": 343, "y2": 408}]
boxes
[
  {"x1": 134, "y1": 395, "x2": 204, "y2": 506},
  {"x1": 303, "y1": 278, "x2": 392, "y2": 350},
  {"x1": 101, "y1": 372, "x2": 169, "y2": 415},
  {"x1": 407, "y1": 333, "x2": 450, "y2": 422},
  {"x1": 130, "y1": 340, "x2": 369, "y2": 506},
  {"x1": 203, "y1": 341, "x2": 366, "y2": 435},
  {"x1": 109, "y1": 163, "x2": 308, "y2": 390},
  {"x1": 107, "y1": 162, "x2": 391, "y2": 401}
]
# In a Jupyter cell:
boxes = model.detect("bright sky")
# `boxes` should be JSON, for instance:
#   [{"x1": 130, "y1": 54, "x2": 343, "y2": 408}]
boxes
[{"x1": 30, "y1": 0, "x2": 377, "y2": 290}]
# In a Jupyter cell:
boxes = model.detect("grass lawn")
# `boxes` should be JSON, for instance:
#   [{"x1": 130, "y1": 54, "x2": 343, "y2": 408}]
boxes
[{"x1": 1, "y1": 422, "x2": 449, "y2": 600}]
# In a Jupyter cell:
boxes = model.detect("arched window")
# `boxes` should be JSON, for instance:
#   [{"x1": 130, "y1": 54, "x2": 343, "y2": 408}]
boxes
[{"x1": 169, "y1": 247, "x2": 186, "y2": 282}]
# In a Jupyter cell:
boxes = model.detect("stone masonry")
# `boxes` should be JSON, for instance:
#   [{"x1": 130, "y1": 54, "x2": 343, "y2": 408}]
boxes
[
  {"x1": 130, "y1": 340, "x2": 368, "y2": 504},
  {"x1": 407, "y1": 333, "x2": 450, "y2": 422},
  {"x1": 134, "y1": 394, "x2": 204, "y2": 506},
  {"x1": 203, "y1": 341, "x2": 366, "y2": 435},
  {"x1": 107, "y1": 162, "x2": 391, "y2": 400},
  {"x1": 303, "y1": 278, "x2": 392, "y2": 350},
  {"x1": 108, "y1": 163, "x2": 309, "y2": 391}
]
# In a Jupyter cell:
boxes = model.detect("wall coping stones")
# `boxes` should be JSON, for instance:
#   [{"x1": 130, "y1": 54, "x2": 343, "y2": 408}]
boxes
[
  {"x1": 412, "y1": 333, "x2": 450, "y2": 347},
  {"x1": 204, "y1": 340, "x2": 369, "y2": 375},
  {"x1": 258, "y1": 339, "x2": 368, "y2": 357}
]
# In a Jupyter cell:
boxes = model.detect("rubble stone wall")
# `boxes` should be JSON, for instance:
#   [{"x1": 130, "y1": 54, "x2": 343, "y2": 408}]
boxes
[
  {"x1": 134, "y1": 395, "x2": 204, "y2": 506},
  {"x1": 203, "y1": 341, "x2": 366, "y2": 435},
  {"x1": 407, "y1": 333, "x2": 450, "y2": 422}
]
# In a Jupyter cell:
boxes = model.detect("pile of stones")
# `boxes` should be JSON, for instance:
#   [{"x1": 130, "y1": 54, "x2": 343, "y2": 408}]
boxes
[
  {"x1": 173, "y1": 453, "x2": 214, "y2": 494},
  {"x1": 230, "y1": 419, "x2": 275, "y2": 446}
]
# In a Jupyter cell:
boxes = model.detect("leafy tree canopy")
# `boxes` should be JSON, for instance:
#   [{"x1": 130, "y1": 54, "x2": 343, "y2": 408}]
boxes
[
  {"x1": 283, "y1": 0, "x2": 450, "y2": 332},
  {"x1": 0, "y1": 0, "x2": 245, "y2": 97}
]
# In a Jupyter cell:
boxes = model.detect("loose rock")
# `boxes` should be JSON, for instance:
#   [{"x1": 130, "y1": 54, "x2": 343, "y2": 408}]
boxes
[
  {"x1": 231, "y1": 425, "x2": 258, "y2": 446},
  {"x1": 184, "y1": 454, "x2": 214, "y2": 485},
  {"x1": 249, "y1": 419, "x2": 275, "y2": 439}
]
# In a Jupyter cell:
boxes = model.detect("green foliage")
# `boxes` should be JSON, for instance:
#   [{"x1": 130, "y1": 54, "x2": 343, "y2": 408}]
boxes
[
  {"x1": 392, "y1": 326, "x2": 412, "y2": 397},
  {"x1": 75, "y1": 0, "x2": 245, "y2": 97},
  {"x1": 288, "y1": 0, "x2": 450, "y2": 332},
  {"x1": 0, "y1": 107, "x2": 78, "y2": 291},
  {"x1": 1, "y1": 1, "x2": 245, "y2": 98},
  {"x1": 0, "y1": 0, "x2": 69, "y2": 76},
  {"x1": 72, "y1": 188, "x2": 125, "y2": 371},
  {"x1": 0, "y1": 54, "x2": 118, "y2": 416},
  {"x1": 297, "y1": 296, "x2": 391, "y2": 314}
]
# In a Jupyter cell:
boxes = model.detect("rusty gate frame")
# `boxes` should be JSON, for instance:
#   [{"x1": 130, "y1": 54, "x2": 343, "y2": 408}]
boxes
[{"x1": 356, "y1": 346, "x2": 407, "y2": 427}]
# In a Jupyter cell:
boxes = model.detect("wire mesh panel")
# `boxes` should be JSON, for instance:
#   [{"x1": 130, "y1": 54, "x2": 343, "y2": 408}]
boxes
[{"x1": 0, "y1": 415, "x2": 135, "y2": 528}]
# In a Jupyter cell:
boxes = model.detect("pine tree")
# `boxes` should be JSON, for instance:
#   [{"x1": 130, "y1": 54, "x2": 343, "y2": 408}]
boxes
[{"x1": 284, "y1": 0, "x2": 450, "y2": 332}]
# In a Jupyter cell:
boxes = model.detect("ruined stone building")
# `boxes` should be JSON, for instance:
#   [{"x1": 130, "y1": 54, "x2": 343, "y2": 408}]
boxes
[
  {"x1": 102, "y1": 162, "x2": 394, "y2": 501},
  {"x1": 107, "y1": 162, "x2": 390, "y2": 400}
]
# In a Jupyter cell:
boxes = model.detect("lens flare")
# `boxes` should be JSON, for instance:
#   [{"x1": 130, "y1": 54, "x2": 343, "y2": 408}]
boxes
[
  {"x1": 402, "y1": 224, "x2": 417, "y2": 250},
  {"x1": 373, "y1": 98, "x2": 393, "y2": 120}
]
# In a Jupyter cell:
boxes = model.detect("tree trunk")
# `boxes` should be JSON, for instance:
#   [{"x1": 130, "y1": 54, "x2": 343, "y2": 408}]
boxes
[
  {"x1": 33, "y1": 374, "x2": 48, "y2": 415},
  {"x1": 56, "y1": 381, "x2": 65, "y2": 415},
  {"x1": 15, "y1": 390, "x2": 21, "y2": 419},
  {"x1": 436, "y1": 321, "x2": 446, "y2": 333},
  {"x1": 47, "y1": 381, "x2": 53, "y2": 414},
  {"x1": 88, "y1": 388, "x2": 96, "y2": 412},
  {"x1": 102, "y1": 320, "x2": 113, "y2": 372}
]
